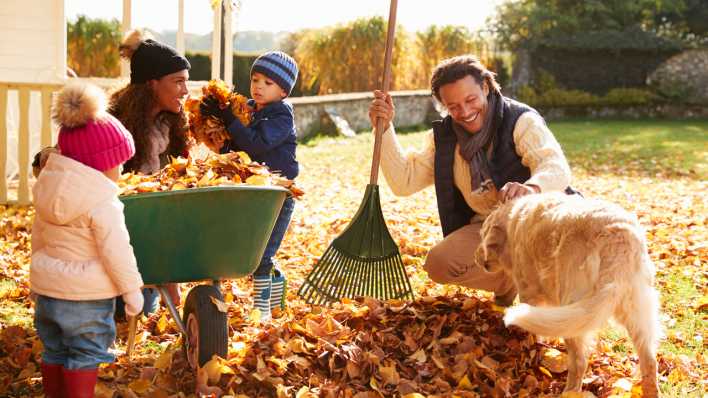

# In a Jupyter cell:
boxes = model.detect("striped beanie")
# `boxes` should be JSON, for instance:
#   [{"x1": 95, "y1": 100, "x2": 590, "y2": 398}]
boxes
[
  {"x1": 251, "y1": 51, "x2": 299, "y2": 96},
  {"x1": 54, "y1": 83, "x2": 135, "y2": 172}
]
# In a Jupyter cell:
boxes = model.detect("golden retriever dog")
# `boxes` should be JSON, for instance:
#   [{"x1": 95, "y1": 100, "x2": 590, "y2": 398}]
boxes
[{"x1": 475, "y1": 193, "x2": 660, "y2": 397}]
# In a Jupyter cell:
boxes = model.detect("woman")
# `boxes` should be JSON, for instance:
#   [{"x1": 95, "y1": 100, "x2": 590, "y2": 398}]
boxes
[{"x1": 110, "y1": 30, "x2": 191, "y2": 315}]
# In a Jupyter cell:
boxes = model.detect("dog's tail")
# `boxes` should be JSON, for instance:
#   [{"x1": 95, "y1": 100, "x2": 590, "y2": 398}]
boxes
[{"x1": 503, "y1": 284, "x2": 618, "y2": 337}]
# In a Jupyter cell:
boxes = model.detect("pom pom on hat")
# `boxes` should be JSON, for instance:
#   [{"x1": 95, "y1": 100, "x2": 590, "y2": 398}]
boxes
[
  {"x1": 119, "y1": 29, "x2": 191, "y2": 84},
  {"x1": 52, "y1": 82, "x2": 107, "y2": 129},
  {"x1": 119, "y1": 29, "x2": 151, "y2": 60},
  {"x1": 54, "y1": 82, "x2": 136, "y2": 172}
]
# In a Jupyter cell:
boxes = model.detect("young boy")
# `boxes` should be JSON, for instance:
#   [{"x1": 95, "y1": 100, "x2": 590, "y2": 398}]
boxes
[{"x1": 201, "y1": 51, "x2": 299, "y2": 322}]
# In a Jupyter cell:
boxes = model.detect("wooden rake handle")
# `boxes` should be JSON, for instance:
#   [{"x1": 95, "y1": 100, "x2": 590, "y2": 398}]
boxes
[{"x1": 370, "y1": 0, "x2": 398, "y2": 185}]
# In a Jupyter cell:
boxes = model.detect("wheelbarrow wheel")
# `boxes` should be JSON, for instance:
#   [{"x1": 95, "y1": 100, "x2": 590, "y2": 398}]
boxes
[{"x1": 182, "y1": 285, "x2": 228, "y2": 369}]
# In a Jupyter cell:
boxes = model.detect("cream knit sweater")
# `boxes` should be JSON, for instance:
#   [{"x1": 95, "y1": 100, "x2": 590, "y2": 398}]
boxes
[{"x1": 379, "y1": 112, "x2": 571, "y2": 216}]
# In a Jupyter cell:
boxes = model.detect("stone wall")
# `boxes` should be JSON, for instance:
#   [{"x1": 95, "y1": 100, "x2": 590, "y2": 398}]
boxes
[
  {"x1": 288, "y1": 90, "x2": 439, "y2": 139},
  {"x1": 539, "y1": 103, "x2": 708, "y2": 120}
]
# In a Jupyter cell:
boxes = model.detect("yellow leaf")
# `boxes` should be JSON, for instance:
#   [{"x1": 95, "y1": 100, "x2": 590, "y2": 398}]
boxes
[
  {"x1": 370, "y1": 376, "x2": 381, "y2": 392},
  {"x1": 202, "y1": 355, "x2": 232, "y2": 384},
  {"x1": 560, "y1": 392, "x2": 596, "y2": 398},
  {"x1": 409, "y1": 349, "x2": 426, "y2": 364},
  {"x1": 295, "y1": 386, "x2": 317, "y2": 398},
  {"x1": 210, "y1": 296, "x2": 229, "y2": 313},
  {"x1": 156, "y1": 313, "x2": 168, "y2": 334},
  {"x1": 245, "y1": 174, "x2": 269, "y2": 186},
  {"x1": 667, "y1": 367, "x2": 687, "y2": 384},
  {"x1": 249, "y1": 308, "x2": 262, "y2": 323},
  {"x1": 154, "y1": 349, "x2": 173, "y2": 371},
  {"x1": 538, "y1": 366, "x2": 553, "y2": 378},
  {"x1": 402, "y1": 394, "x2": 426, "y2": 398},
  {"x1": 236, "y1": 151, "x2": 252, "y2": 164},
  {"x1": 541, "y1": 348, "x2": 568, "y2": 373},
  {"x1": 224, "y1": 292, "x2": 234, "y2": 303},
  {"x1": 457, "y1": 374, "x2": 473, "y2": 390},
  {"x1": 379, "y1": 365, "x2": 400, "y2": 386},
  {"x1": 128, "y1": 378, "x2": 152, "y2": 394}
]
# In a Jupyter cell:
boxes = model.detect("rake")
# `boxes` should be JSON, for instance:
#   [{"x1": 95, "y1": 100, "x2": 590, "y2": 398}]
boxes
[{"x1": 298, "y1": 0, "x2": 414, "y2": 305}]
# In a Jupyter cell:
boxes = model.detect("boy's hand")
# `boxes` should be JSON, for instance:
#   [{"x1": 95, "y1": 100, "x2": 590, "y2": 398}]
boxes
[{"x1": 200, "y1": 96, "x2": 236, "y2": 127}]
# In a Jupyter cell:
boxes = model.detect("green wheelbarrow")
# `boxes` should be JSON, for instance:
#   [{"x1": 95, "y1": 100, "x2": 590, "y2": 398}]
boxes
[{"x1": 119, "y1": 185, "x2": 288, "y2": 369}]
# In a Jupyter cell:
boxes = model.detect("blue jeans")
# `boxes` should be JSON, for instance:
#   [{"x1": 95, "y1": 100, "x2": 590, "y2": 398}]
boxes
[
  {"x1": 34, "y1": 295, "x2": 116, "y2": 369},
  {"x1": 253, "y1": 197, "x2": 295, "y2": 276}
]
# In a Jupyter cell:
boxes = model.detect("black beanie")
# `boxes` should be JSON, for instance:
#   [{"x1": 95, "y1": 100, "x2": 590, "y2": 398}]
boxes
[{"x1": 130, "y1": 39, "x2": 191, "y2": 84}]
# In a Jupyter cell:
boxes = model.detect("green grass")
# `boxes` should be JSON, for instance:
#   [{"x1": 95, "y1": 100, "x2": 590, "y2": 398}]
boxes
[{"x1": 549, "y1": 119, "x2": 708, "y2": 179}]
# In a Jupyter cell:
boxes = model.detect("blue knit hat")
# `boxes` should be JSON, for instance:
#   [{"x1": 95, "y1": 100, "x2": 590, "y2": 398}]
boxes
[{"x1": 251, "y1": 51, "x2": 299, "y2": 96}]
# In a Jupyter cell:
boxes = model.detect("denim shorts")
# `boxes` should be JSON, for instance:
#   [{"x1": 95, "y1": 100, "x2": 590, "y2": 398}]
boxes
[{"x1": 34, "y1": 295, "x2": 116, "y2": 369}]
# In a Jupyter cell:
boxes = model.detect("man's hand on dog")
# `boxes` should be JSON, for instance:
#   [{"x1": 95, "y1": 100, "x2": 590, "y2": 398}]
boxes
[{"x1": 500, "y1": 182, "x2": 540, "y2": 202}]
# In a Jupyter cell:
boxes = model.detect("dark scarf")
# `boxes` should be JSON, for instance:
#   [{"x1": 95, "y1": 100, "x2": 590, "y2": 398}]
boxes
[{"x1": 452, "y1": 90, "x2": 503, "y2": 191}]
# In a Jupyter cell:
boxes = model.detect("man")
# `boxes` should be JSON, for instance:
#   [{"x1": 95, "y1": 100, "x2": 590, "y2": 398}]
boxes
[{"x1": 368, "y1": 55, "x2": 574, "y2": 305}]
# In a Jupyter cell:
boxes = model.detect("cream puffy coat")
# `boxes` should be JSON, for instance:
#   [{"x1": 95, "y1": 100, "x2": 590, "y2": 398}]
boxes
[{"x1": 30, "y1": 154, "x2": 143, "y2": 310}]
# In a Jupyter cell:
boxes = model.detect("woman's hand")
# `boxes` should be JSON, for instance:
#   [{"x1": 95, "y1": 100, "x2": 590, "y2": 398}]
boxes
[
  {"x1": 499, "y1": 182, "x2": 540, "y2": 202},
  {"x1": 368, "y1": 90, "x2": 395, "y2": 131}
]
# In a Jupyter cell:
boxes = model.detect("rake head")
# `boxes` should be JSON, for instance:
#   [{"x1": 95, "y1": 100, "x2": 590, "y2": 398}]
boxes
[{"x1": 298, "y1": 184, "x2": 414, "y2": 305}]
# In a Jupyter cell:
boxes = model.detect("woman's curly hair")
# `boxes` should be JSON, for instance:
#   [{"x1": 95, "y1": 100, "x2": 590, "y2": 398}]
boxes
[{"x1": 108, "y1": 84, "x2": 189, "y2": 173}]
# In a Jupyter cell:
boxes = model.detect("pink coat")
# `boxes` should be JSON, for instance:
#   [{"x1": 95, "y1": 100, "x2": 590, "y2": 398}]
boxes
[{"x1": 30, "y1": 154, "x2": 144, "y2": 306}]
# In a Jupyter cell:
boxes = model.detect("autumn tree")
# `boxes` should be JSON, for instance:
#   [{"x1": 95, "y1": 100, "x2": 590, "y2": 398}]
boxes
[
  {"x1": 67, "y1": 15, "x2": 122, "y2": 77},
  {"x1": 292, "y1": 17, "x2": 415, "y2": 94},
  {"x1": 412, "y1": 25, "x2": 487, "y2": 88}
]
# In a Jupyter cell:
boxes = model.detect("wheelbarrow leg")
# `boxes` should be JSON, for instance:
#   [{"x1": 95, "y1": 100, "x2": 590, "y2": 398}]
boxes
[
  {"x1": 157, "y1": 285, "x2": 189, "y2": 349},
  {"x1": 126, "y1": 315, "x2": 139, "y2": 359}
]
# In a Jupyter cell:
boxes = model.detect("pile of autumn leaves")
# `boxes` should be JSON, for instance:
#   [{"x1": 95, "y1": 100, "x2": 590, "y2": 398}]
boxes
[{"x1": 117, "y1": 152, "x2": 302, "y2": 198}]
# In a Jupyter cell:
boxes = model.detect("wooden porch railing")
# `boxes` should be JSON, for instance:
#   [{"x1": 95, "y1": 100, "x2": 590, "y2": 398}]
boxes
[{"x1": 0, "y1": 82, "x2": 63, "y2": 205}]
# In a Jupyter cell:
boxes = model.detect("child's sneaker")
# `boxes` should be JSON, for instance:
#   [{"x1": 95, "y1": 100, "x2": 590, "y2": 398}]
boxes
[
  {"x1": 253, "y1": 275, "x2": 272, "y2": 322},
  {"x1": 270, "y1": 269, "x2": 287, "y2": 312}
]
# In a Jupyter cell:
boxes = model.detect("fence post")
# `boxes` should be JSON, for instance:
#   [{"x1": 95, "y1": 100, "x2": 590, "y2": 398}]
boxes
[
  {"x1": 0, "y1": 87, "x2": 7, "y2": 202},
  {"x1": 41, "y1": 89, "x2": 54, "y2": 148},
  {"x1": 18, "y1": 88, "x2": 30, "y2": 205}
]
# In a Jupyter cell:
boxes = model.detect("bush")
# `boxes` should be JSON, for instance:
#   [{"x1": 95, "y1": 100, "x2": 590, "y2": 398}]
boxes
[
  {"x1": 603, "y1": 88, "x2": 658, "y2": 106},
  {"x1": 538, "y1": 89, "x2": 600, "y2": 107},
  {"x1": 516, "y1": 86, "x2": 662, "y2": 107}
]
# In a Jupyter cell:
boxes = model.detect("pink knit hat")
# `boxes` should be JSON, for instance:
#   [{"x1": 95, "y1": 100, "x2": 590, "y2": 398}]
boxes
[{"x1": 54, "y1": 83, "x2": 135, "y2": 172}]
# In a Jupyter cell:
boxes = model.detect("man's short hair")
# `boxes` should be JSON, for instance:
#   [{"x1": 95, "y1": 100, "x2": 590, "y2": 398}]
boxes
[{"x1": 430, "y1": 55, "x2": 500, "y2": 101}]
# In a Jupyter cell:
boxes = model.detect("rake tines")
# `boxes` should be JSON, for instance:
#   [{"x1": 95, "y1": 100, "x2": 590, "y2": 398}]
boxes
[{"x1": 298, "y1": 185, "x2": 414, "y2": 305}]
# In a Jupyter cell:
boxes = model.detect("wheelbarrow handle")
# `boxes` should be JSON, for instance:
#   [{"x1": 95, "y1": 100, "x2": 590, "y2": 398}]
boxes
[{"x1": 126, "y1": 314, "x2": 139, "y2": 360}]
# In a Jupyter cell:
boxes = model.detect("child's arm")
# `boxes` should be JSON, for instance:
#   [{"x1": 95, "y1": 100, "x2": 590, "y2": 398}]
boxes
[
  {"x1": 90, "y1": 200, "x2": 144, "y2": 312},
  {"x1": 224, "y1": 105, "x2": 294, "y2": 155},
  {"x1": 201, "y1": 97, "x2": 294, "y2": 155}
]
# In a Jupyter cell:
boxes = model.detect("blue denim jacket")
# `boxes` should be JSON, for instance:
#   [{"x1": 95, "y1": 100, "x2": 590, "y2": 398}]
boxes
[{"x1": 221, "y1": 99, "x2": 299, "y2": 180}]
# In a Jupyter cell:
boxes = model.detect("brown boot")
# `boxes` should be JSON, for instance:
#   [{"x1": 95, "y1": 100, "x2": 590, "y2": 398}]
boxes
[{"x1": 62, "y1": 367, "x2": 97, "y2": 398}]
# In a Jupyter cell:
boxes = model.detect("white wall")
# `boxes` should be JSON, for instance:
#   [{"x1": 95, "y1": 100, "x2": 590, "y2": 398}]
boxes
[
  {"x1": 0, "y1": 0, "x2": 66, "y2": 83},
  {"x1": 0, "y1": 0, "x2": 66, "y2": 188}
]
